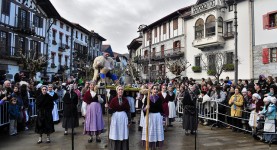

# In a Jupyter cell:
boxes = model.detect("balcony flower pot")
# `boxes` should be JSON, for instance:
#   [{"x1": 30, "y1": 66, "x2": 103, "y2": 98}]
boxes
[
  {"x1": 192, "y1": 66, "x2": 202, "y2": 73},
  {"x1": 52, "y1": 40, "x2": 57, "y2": 45},
  {"x1": 50, "y1": 63, "x2": 57, "y2": 68},
  {"x1": 223, "y1": 63, "x2": 234, "y2": 71},
  {"x1": 207, "y1": 69, "x2": 216, "y2": 76}
]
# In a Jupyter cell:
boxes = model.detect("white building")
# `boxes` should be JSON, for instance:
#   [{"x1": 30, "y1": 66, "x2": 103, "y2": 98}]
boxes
[
  {"x1": 0, "y1": 0, "x2": 60, "y2": 81},
  {"x1": 47, "y1": 17, "x2": 74, "y2": 81},
  {"x1": 252, "y1": 0, "x2": 277, "y2": 77},
  {"x1": 139, "y1": 6, "x2": 191, "y2": 81},
  {"x1": 185, "y1": 0, "x2": 253, "y2": 80}
]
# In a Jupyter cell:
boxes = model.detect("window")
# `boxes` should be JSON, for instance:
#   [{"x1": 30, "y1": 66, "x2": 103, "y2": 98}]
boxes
[
  {"x1": 152, "y1": 48, "x2": 156, "y2": 57},
  {"x1": 163, "y1": 23, "x2": 166, "y2": 34},
  {"x1": 161, "y1": 45, "x2": 165, "y2": 57},
  {"x1": 51, "y1": 52, "x2": 55, "y2": 63},
  {"x1": 85, "y1": 36, "x2": 87, "y2": 42},
  {"x1": 144, "y1": 50, "x2": 148, "y2": 58},
  {"x1": 154, "y1": 28, "x2": 157, "y2": 37},
  {"x1": 208, "y1": 54, "x2": 216, "y2": 71},
  {"x1": 270, "y1": 48, "x2": 277, "y2": 63},
  {"x1": 1, "y1": 0, "x2": 10, "y2": 15},
  {"x1": 263, "y1": 11, "x2": 277, "y2": 29},
  {"x1": 0, "y1": 31, "x2": 7, "y2": 55},
  {"x1": 66, "y1": 35, "x2": 69, "y2": 45},
  {"x1": 146, "y1": 31, "x2": 151, "y2": 41},
  {"x1": 53, "y1": 19, "x2": 57, "y2": 25},
  {"x1": 18, "y1": 9, "x2": 28, "y2": 29},
  {"x1": 59, "y1": 32, "x2": 63, "y2": 41},
  {"x1": 218, "y1": 17, "x2": 223, "y2": 33},
  {"x1": 18, "y1": 36, "x2": 25, "y2": 55},
  {"x1": 228, "y1": 5, "x2": 233, "y2": 12},
  {"x1": 60, "y1": 22, "x2": 63, "y2": 29},
  {"x1": 81, "y1": 33, "x2": 83, "y2": 40},
  {"x1": 226, "y1": 21, "x2": 233, "y2": 34},
  {"x1": 58, "y1": 54, "x2": 62, "y2": 65},
  {"x1": 173, "y1": 18, "x2": 178, "y2": 30},
  {"x1": 30, "y1": 40, "x2": 39, "y2": 59},
  {"x1": 159, "y1": 64, "x2": 165, "y2": 76},
  {"x1": 195, "y1": 18, "x2": 204, "y2": 39},
  {"x1": 65, "y1": 56, "x2": 68, "y2": 66},
  {"x1": 33, "y1": 15, "x2": 40, "y2": 27},
  {"x1": 52, "y1": 29, "x2": 56, "y2": 40},
  {"x1": 66, "y1": 26, "x2": 69, "y2": 32},
  {"x1": 151, "y1": 65, "x2": 156, "y2": 71},
  {"x1": 195, "y1": 56, "x2": 201, "y2": 67},
  {"x1": 75, "y1": 31, "x2": 78, "y2": 38},
  {"x1": 205, "y1": 15, "x2": 216, "y2": 36},
  {"x1": 226, "y1": 52, "x2": 233, "y2": 64},
  {"x1": 144, "y1": 65, "x2": 148, "y2": 74},
  {"x1": 173, "y1": 41, "x2": 180, "y2": 50}
]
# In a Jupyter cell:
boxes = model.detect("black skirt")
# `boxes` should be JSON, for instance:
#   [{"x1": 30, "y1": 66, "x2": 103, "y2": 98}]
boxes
[{"x1": 35, "y1": 109, "x2": 55, "y2": 134}]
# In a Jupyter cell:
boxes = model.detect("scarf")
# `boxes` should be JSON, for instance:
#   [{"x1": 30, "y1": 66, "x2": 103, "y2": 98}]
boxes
[
  {"x1": 150, "y1": 94, "x2": 159, "y2": 103},
  {"x1": 47, "y1": 90, "x2": 54, "y2": 97}
]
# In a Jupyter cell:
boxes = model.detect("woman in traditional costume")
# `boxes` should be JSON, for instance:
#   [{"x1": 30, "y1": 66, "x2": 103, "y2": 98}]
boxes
[
  {"x1": 108, "y1": 85, "x2": 130, "y2": 150},
  {"x1": 83, "y1": 82, "x2": 104, "y2": 143},
  {"x1": 142, "y1": 85, "x2": 164, "y2": 149}
]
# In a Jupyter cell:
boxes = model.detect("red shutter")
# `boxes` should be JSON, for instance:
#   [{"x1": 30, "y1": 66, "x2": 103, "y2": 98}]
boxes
[
  {"x1": 262, "y1": 48, "x2": 269, "y2": 64},
  {"x1": 263, "y1": 14, "x2": 269, "y2": 29}
]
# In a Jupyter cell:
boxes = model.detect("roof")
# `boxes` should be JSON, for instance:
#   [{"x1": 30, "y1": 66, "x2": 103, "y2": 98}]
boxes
[
  {"x1": 101, "y1": 45, "x2": 114, "y2": 57},
  {"x1": 91, "y1": 31, "x2": 106, "y2": 41},
  {"x1": 141, "y1": 5, "x2": 192, "y2": 32},
  {"x1": 127, "y1": 36, "x2": 142, "y2": 50},
  {"x1": 72, "y1": 23, "x2": 91, "y2": 34},
  {"x1": 36, "y1": 0, "x2": 60, "y2": 18},
  {"x1": 59, "y1": 17, "x2": 75, "y2": 27}
]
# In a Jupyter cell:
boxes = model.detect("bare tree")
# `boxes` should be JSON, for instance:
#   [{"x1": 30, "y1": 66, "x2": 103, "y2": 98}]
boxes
[
  {"x1": 19, "y1": 49, "x2": 49, "y2": 81},
  {"x1": 164, "y1": 58, "x2": 191, "y2": 76},
  {"x1": 201, "y1": 51, "x2": 226, "y2": 83}
]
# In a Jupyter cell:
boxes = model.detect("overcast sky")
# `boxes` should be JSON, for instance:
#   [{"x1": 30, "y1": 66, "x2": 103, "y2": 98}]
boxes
[{"x1": 50, "y1": 0, "x2": 197, "y2": 54}]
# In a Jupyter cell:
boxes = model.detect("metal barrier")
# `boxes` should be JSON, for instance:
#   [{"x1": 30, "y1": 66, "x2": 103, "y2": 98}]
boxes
[
  {"x1": 0, "y1": 97, "x2": 64, "y2": 127},
  {"x1": 28, "y1": 98, "x2": 37, "y2": 117},
  {"x1": 198, "y1": 100, "x2": 218, "y2": 124},
  {"x1": 56, "y1": 97, "x2": 64, "y2": 112},
  {"x1": 0, "y1": 102, "x2": 10, "y2": 126}
]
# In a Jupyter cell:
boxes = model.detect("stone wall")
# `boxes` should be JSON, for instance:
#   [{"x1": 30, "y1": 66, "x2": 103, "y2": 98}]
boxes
[{"x1": 253, "y1": 43, "x2": 277, "y2": 78}]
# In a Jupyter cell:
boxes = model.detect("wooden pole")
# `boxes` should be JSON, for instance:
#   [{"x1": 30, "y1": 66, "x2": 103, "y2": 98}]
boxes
[{"x1": 145, "y1": 89, "x2": 151, "y2": 150}]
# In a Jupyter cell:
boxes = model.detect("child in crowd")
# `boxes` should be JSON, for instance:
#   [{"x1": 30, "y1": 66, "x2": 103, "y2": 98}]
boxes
[{"x1": 8, "y1": 97, "x2": 20, "y2": 136}]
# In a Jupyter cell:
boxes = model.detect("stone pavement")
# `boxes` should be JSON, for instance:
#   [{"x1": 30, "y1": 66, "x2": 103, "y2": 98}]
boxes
[{"x1": 0, "y1": 116, "x2": 276, "y2": 150}]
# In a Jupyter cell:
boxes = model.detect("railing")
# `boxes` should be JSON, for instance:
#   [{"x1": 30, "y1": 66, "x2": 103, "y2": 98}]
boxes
[
  {"x1": 191, "y1": 0, "x2": 225, "y2": 15},
  {"x1": 0, "y1": 98, "x2": 64, "y2": 127},
  {"x1": 58, "y1": 43, "x2": 66, "y2": 52},
  {"x1": 0, "y1": 46, "x2": 21, "y2": 58},
  {"x1": 152, "y1": 47, "x2": 184, "y2": 60},
  {"x1": 15, "y1": 18, "x2": 35, "y2": 35},
  {"x1": 137, "y1": 47, "x2": 184, "y2": 62},
  {"x1": 0, "y1": 102, "x2": 9, "y2": 126}
]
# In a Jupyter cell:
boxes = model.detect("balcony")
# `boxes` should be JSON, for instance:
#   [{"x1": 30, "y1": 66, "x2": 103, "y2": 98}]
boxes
[
  {"x1": 58, "y1": 43, "x2": 66, "y2": 52},
  {"x1": 0, "y1": 46, "x2": 21, "y2": 60},
  {"x1": 223, "y1": 32, "x2": 234, "y2": 39},
  {"x1": 152, "y1": 47, "x2": 184, "y2": 61},
  {"x1": 191, "y1": 0, "x2": 226, "y2": 16},
  {"x1": 192, "y1": 35, "x2": 225, "y2": 50},
  {"x1": 14, "y1": 19, "x2": 35, "y2": 35}
]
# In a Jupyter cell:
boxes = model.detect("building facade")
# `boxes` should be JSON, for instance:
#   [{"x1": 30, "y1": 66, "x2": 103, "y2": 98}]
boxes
[
  {"x1": 138, "y1": 7, "x2": 191, "y2": 81},
  {"x1": 185, "y1": 0, "x2": 253, "y2": 80},
  {"x1": 253, "y1": 0, "x2": 277, "y2": 77},
  {"x1": 0, "y1": 0, "x2": 60, "y2": 81}
]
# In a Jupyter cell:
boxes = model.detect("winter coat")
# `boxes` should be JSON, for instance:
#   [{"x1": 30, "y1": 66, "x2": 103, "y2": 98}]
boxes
[{"x1": 228, "y1": 94, "x2": 244, "y2": 117}]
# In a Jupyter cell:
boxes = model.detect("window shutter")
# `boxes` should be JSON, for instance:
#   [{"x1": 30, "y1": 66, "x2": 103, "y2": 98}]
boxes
[
  {"x1": 263, "y1": 14, "x2": 269, "y2": 29},
  {"x1": 39, "y1": 17, "x2": 43, "y2": 28},
  {"x1": 262, "y1": 48, "x2": 269, "y2": 64},
  {"x1": 15, "y1": 35, "x2": 18, "y2": 53},
  {"x1": 7, "y1": 33, "x2": 12, "y2": 56},
  {"x1": 38, "y1": 42, "x2": 41, "y2": 56}
]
